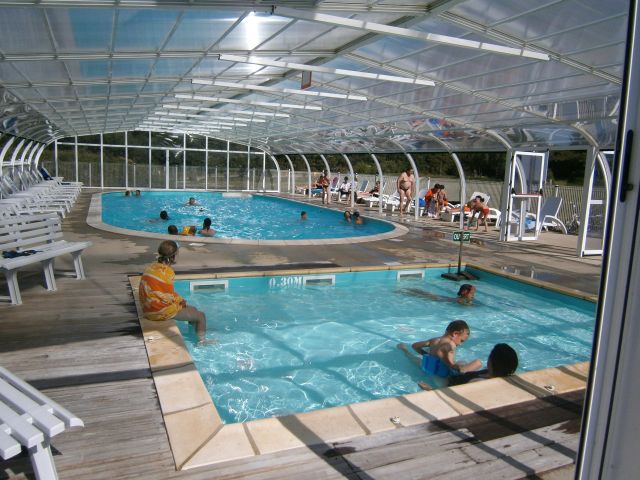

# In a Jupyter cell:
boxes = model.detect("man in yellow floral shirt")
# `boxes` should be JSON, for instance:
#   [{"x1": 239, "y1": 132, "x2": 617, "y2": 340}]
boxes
[{"x1": 139, "y1": 241, "x2": 206, "y2": 340}]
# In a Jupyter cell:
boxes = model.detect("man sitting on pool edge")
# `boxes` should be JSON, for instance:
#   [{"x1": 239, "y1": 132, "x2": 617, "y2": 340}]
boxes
[
  {"x1": 139, "y1": 240, "x2": 207, "y2": 342},
  {"x1": 398, "y1": 320, "x2": 481, "y2": 388}
]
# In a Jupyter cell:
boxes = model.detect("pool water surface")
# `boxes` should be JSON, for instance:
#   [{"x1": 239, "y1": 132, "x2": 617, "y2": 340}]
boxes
[
  {"x1": 174, "y1": 267, "x2": 596, "y2": 424},
  {"x1": 101, "y1": 191, "x2": 395, "y2": 240}
]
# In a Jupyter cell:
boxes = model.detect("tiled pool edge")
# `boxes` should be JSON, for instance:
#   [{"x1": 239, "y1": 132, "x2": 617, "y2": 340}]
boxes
[
  {"x1": 87, "y1": 192, "x2": 408, "y2": 246},
  {"x1": 129, "y1": 265, "x2": 592, "y2": 471}
]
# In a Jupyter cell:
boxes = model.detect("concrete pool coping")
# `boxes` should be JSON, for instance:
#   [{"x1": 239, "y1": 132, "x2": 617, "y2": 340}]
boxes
[
  {"x1": 129, "y1": 263, "x2": 594, "y2": 471},
  {"x1": 87, "y1": 191, "x2": 408, "y2": 246}
]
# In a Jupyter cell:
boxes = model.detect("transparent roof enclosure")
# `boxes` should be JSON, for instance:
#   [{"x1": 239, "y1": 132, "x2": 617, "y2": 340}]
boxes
[{"x1": 0, "y1": 0, "x2": 628, "y2": 153}]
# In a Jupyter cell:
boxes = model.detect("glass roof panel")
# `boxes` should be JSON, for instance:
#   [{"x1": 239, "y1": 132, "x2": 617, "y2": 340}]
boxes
[
  {"x1": 0, "y1": 64, "x2": 26, "y2": 83},
  {"x1": 115, "y1": 9, "x2": 180, "y2": 51},
  {"x1": 165, "y1": 10, "x2": 243, "y2": 51},
  {"x1": 258, "y1": 19, "x2": 334, "y2": 50},
  {"x1": 301, "y1": 28, "x2": 367, "y2": 50},
  {"x1": 66, "y1": 60, "x2": 110, "y2": 81},
  {"x1": 142, "y1": 82, "x2": 177, "y2": 94},
  {"x1": 14, "y1": 61, "x2": 69, "y2": 83},
  {"x1": 109, "y1": 83, "x2": 143, "y2": 94},
  {"x1": 531, "y1": 17, "x2": 628, "y2": 53},
  {"x1": 216, "y1": 12, "x2": 292, "y2": 50},
  {"x1": 76, "y1": 84, "x2": 110, "y2": 96},
  {"x1": 48, "y1": 8, "x2": 113, "y2": 52},
  {"x1": 153, "y1": 58, "x2": 199, "y2": 77},
  {"x1": 0, "y1": 8, "x2": 50, "y2": 53},
  {"x1": 111, "y1": 59, "x2": 155, "y2": 78}
]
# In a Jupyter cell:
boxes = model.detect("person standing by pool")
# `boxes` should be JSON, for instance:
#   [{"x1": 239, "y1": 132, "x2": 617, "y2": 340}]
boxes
[
  {"x1": 436, "y1": 184, "x2": 448, "y2": 219},
  {"x1": 317, "y1": 171, "x2": 330, "y2": 204},
  {"x1": 396, "y1": 167, "x2": 414, "y2": 215},
  {"x1": 398, "y1": 320, "x2": 481, "y2": 386},
  {"x1": 199, "y1": 217, "x2": 216, "y2": 236},
  {"x1": 139, "y1": 240, "x2": 207, "y2": 341}
]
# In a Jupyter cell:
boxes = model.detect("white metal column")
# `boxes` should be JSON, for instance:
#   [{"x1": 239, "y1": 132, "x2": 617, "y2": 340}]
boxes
[
  {"x1": 577, "y1": 2, "x2": 640, "y2": 477},
  {"x1": 205, "y1": 137, "x2": 209, "y2": 190},
  {"x1": 503, "y1": 151, "x2": 548, "y2": 241},
  {"x1": 226, "y1": 140, "x2": 230, "y2": 192},
  {"x1": 125, "y1": 131, "x2": 129, "y2": 189},
  {"x1": 165, "y1": 150, "x2": 170, "y2": 189},
  {"x1": 578, "y1": 149, "x2": 613, "y2": 256},
  {"x1": 74, "y1": 136, "x2": 78, "y2": 182},
  {"x1": 99, "y1": 134, "x2": 104, "y2": 189}
]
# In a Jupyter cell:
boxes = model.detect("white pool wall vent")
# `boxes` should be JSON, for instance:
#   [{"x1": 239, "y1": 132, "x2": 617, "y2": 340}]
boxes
[
  {"x1": 396, "y1": 270, "x2": 425, "y2": 280},
  {"x1": 302, "y1": 275, "x2": 336, "y2": 286},
  {"x1": 190, "y1": 279, "x2": 229, "y2": 292}
]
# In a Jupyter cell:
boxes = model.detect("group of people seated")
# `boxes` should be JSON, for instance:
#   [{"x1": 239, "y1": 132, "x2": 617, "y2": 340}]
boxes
[{"x1": 423, "y1": 184, "x2": 448, "y2": 219}]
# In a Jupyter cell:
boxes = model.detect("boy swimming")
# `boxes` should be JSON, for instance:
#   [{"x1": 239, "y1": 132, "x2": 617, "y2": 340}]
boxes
[{"x1": 398, "y1": 319, "x2": 481, "y2": 387}]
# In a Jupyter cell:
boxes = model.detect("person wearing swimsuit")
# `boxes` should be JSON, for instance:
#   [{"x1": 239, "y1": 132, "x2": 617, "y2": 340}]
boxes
[{"x1": 396, "y1": 168, "x2": 414, "y2": 215}]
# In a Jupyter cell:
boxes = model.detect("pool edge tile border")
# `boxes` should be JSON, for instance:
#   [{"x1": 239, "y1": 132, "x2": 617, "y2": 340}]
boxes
[
  {"x1": 129, "y1": 266, "x2": 592, "y2": 471},
  {"x1": 87, "y1": 192, "x2": 408, "y2": 246}
]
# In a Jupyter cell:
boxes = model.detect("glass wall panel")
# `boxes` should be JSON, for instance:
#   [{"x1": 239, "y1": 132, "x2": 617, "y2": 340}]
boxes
[
  {"x1": 38, "y1": 145, "x2": 54, "y2": 175},
  {"x1": 207, "y1": 137, "x2": 227, "y2": 150},
  {"x1": 151, "y1": 149, "x2": 167, "y2": 189},
  {"x1": 207, "y1": 152, "x2": 226, "y2": 190},
  {"x1": 77, "y1": 145, "x2": 100, "y2": 187},
  {"x1": 57, "y1": 143, "x2": 76, "y2": 181},
  {"x1": 187, "y1": 134, "x2": 206, "y2": 150},
  {"x1": 104, "y1": 132, "x2": 125, "y2": 145},
  {"x1": 128, "y1": 131, "x2": 150, "y2": 147},
  {"x1": 228, "y1": 153, "x2": 247, "y2": 190},
  {"x1": 185, "y1": 150, "x2": 206, "y2": 189},
  {"x1": 127, "y1": 147, "x2": 149, "y2": 189},
  {"x1": 78, "y1": 134, "x2": 100, "y2": 145},
  {"x1": 248, "y1": 153, "x2": 264, "y2": 191},
  {"x1": 104, "y1": 147, "x2": 126, "y2": 188}
]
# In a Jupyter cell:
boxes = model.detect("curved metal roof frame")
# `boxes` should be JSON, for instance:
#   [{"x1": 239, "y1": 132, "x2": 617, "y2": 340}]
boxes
[{"x1": 0, "y1": 0, "x2": 628, "y2": 154}]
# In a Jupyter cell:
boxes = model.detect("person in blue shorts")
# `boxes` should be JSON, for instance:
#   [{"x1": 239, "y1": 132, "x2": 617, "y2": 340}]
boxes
[{"x1": 398, "y1": 320, "x2": 481, "y2": 388}]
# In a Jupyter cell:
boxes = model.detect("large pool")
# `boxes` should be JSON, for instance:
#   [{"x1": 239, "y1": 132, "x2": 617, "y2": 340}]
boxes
[
  {"x1": 175, "y1": 267, "x2": 596, "y2": 424},
  {"x1": 100, "y1": 191, "x2": 396, "y2": 241}
]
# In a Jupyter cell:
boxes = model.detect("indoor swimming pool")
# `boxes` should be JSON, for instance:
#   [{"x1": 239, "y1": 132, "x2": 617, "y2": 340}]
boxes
[
  {"x1": 174, "y1": 267, "x2": 596, "y2": 423},
  {"x1": 100, "y1": 191, "x2": 396, "y2": 241}
]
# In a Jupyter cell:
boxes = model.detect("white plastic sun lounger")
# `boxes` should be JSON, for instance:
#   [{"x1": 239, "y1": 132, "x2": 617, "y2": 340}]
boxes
[{"x1": 0, "y1": 366, "x2": 84, "y2": 480}]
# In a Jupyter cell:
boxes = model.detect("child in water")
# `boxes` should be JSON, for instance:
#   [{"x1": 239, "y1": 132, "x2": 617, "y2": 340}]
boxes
[{"x1": 398, "y1": 320, "x2": 481, "y2": 388}]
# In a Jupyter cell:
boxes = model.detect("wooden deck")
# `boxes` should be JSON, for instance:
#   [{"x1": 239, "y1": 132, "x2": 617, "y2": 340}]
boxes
[{"x1": 0, "y1": 191, "x2": 593, "y2": 479}]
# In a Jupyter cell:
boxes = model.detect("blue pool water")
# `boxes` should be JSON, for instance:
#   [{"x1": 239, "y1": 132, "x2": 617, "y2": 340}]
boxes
[
  {"x1": 101, "y1": 191, "x2": 394, "y2": 240},
  {"x1": 175, "y1": 268, "x2": 596, "y2": 424}
]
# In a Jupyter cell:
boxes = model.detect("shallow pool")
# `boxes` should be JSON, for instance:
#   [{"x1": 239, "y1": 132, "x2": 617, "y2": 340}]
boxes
[
  {"x1": 175, "y1": 267, "x2": 596, "y2": 424},
  {"x1": 101, "y1": 191, "x2": 394, "y2": 240}
]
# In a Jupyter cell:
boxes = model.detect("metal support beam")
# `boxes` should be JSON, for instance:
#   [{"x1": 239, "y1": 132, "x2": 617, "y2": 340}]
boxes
[
  {"x1": 340, "y1": 154, "x2": 356, "y2": 209},
  {"x1": 369, "y1": 153, "x2": 385, "y2": 215}
]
